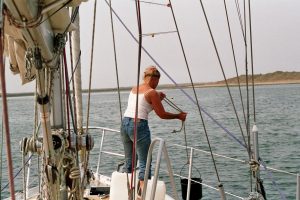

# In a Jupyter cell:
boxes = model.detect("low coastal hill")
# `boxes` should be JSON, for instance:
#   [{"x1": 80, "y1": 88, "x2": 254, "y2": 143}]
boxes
[
  {"x1": 192, "y1": 71, "x2": 300, "y2": 88},
  {"x1": 215, "y1": 71, "x2": 300, "y2": 85}
]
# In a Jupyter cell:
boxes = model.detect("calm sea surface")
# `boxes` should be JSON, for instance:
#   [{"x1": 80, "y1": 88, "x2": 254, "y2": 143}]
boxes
[{"x1": 1, "y1": 84, "x2": 299, "y2": 199}]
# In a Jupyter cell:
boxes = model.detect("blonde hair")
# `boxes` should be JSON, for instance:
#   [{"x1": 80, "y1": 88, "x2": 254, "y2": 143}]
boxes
[{"x1": 143, "y1": 66, "x2": 160, "y2": 79}]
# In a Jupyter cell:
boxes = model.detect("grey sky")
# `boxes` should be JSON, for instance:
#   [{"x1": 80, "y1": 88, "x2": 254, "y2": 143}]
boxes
[{"x1": 4, "y1": 0, "x2": 300, "y2": 93}]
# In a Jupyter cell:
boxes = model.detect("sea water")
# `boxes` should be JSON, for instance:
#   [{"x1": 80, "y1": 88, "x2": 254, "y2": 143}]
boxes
[{"x1": 0, "y1": 84, "x2": 299, "y2": 199}]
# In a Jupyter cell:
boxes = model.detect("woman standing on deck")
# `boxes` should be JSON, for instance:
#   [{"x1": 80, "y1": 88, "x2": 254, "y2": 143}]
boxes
[{"x1": 121, "y1": 66, "x2": 187, "y2": 196}]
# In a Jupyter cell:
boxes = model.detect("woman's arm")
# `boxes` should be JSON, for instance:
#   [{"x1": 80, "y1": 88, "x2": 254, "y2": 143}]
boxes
[{"x1": 146, "y1": 90, "x2": 186, "y2": 121}]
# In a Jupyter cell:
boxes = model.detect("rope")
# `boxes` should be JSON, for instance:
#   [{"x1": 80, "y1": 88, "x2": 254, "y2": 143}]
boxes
[
  {"x1": 0, "y1": 16, "x2": 3, "y2": 195},
  {"x1": 4, "y1": 1, "x2": 43, "y2": 29},
  {"x1": 130, "y1": 1, "x2": 143, "y2": 199},
  {"x1": 81, "y1": 0, "x2": 98, "y2": 190},
  {"x1": 103, "y1": 0, "x2": 248, "y2": 150},
  {"x1": 0, "y1": 119, "x2": 3, "y2": 198},
  {"x1": 222, "y1": 0, "x2": 249, "y2": 156},
  {"x1": 168, "y1": 0, "x2": 222, "y2": 183},
  {"x1": 63, "y1": 49, "x2": 78, "y2": 145},
  {"x1": 85, "y1": 0, "x2": 97, "y2": 136},
  {"x1": 0, "y1": 29, "x2": 16, "y2": 200},
  {"x1": 33, "y1": 84, "x2": 41, "y2": 194},
  {"x1": 108, "y1": 0, "x2": 123, "y2": 123},
  {"x1": 63, "y1": 50, "x2": 71, "y2": 140},
  {"x1": 61, "y1": 6, "x2": 81, "y2": 139},
  {"x1": 63, "y1": 49, "x2": 78, "y2": 148},
  {"x1": 68, "y1": 32, "x2": 78, "y2": 132},
  {"x1": 163, "y1": 97, "x2": 189, "y2": 162},
  {"x1": 5, "y1": 0, "x2": 71, "y2": 30}
]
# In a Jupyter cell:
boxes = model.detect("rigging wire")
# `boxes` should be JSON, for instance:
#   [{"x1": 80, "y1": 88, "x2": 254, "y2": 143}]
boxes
[
  {"x1": 168, "y1": 0, "x2": 222, "y2": 183},
  {"x1": 142, "y1": 30, "x2": 177, "y2": 37},
  {"x1": 68, "y1": 51, "x2": 81, "y2": 85},
  {"x1": 63, "y1": 6, "x2": 79, "y2": 35},
  {"x1": 243, "y1": 0, "x2": 253, "y2": 192},
  {"x1": 222, "y1": 0, "x2": 249, "y2": 155},
  {"x1": 38, "y1": 0, "x2": 73, "y2": 28},
  {"x1": 234, "y1": 0, "x2": 246, "y2": 44},
  {"x1": 248, "y1": 0, "x2": 256, "y2": 123},
  {"x1": 131, "y1": 0, "x2": 169, "y2": 7},
  {"x1": 1, "y1": 155, "x2": 33, "y2": 192},
  {"x1": 108, "y1": 0, "x2": 123, "y2": 123}
]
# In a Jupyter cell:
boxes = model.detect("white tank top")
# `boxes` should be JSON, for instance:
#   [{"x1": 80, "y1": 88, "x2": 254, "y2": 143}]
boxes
[{"x1": 124, "y1": 89, "x2": 153, "y2": 120}]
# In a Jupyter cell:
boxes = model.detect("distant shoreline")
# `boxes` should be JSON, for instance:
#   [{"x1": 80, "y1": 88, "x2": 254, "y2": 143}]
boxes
[{"x1": 2, "y1": 80, "x2": 300, "y2": 98}]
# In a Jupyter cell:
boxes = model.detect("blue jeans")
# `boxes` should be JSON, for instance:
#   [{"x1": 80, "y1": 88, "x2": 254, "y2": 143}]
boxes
[{"x1": 121, "y1": 117, "x2": 151, "y2": 180}]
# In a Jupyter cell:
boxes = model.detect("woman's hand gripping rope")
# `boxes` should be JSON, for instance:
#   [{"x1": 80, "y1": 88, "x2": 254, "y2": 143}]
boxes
[
  {"x1": 163, "y1": 96, "x2": 187, "y2": 133},
  {"x1": 163, "y1": 96, "x2": 189, "y2": 159}
]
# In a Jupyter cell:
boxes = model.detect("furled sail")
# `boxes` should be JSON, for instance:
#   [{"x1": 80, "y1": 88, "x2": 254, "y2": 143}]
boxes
[{"x1": 3, "y1": 0, "x2": 87, "y2": 84}]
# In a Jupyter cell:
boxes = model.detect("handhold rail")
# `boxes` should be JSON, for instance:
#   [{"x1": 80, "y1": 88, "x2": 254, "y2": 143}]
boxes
[{"x1": 142, "y1": 138, "x2": 179, "y2": 200}]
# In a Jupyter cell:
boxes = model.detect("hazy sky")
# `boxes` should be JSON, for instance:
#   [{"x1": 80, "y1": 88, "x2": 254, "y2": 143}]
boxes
[{"x1": 4, "y1": 0, "x2": 300, "y2": 93}]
